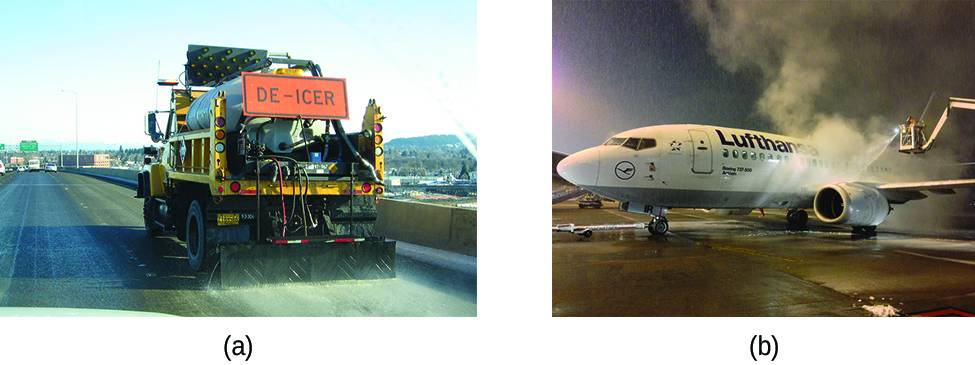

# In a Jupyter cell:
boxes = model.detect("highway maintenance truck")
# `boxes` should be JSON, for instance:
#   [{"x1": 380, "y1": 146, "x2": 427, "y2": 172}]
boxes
[{"x1": 139, "y1": 45, "x2": 393, "y2": 286}]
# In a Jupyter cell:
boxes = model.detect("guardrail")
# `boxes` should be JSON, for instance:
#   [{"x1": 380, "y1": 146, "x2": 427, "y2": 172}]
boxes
[{"x1": 63, "y1": 168, "x2": 477, "y2": 257}]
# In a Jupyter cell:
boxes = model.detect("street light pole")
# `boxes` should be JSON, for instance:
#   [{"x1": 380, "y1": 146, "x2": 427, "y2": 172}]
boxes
[{"x1": 60, "y1": 89, "x2": 79, "y2": 168}]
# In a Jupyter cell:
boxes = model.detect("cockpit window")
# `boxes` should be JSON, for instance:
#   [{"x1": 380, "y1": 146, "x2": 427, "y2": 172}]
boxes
[
  {"x1": 603, "y1": 137, "x2": 626, "y2": 146},
  {"x1": 637, "y1": 138, "x2": 656, "y2": 150},
  {"x1": 622, "y1": 137, "x2": 640, "y2": 150}
]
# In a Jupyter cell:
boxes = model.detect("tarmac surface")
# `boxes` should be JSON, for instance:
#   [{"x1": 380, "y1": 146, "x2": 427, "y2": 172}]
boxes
[
  {"x1": 553, "y1": 200, "x2": 975, "y2": 316},
  {"x1": 0, "y1": 171, "x2": 475, "y2": 316}
]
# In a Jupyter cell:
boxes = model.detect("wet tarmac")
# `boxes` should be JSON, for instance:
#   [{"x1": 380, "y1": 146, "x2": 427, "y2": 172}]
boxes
[
  {"x1": 0, "y1": 172, "x2": 475, "y2": 316},
  {"x1": 552, "y1": 200, "x2": 975, "y2": 316}
]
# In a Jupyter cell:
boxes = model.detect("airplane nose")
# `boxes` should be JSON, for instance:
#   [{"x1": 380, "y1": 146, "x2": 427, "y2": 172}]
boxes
[{"x1": 556, "y1": 149, "x2": 599, "y2": 186}]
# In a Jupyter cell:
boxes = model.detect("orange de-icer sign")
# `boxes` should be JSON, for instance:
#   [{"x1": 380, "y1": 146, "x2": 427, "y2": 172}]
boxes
[{"x1": 241, "y1": 72, "x2": 349, "y2": 119}]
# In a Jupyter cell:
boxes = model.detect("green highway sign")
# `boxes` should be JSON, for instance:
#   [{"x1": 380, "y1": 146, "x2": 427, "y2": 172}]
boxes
[
  {"x1": 20, "y1": 140, "x2": 37, "y2": 152},
  {"x1": 0, "y1": 144, "x2": 4, "y2": 151}
]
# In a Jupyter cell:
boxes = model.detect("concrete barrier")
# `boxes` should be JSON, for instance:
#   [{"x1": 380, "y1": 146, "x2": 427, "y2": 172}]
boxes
[
  {"x1": 63, "y1": 168, "x2": 139, "y2": 188},
  {"x1": 64, "y1": 168, "x2": 477, "y2": 257},
  {"x1": 375, "y1": 199, "x2": 477, "y2": 257}
]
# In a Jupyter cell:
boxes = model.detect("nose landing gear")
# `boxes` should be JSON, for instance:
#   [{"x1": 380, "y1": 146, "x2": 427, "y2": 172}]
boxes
[
  {"x1": 647, "y1": 213, "x2": 669, "y2": 235},
  {"x1": 648, "y1": 217, "x2": 669, "y2": 235}
]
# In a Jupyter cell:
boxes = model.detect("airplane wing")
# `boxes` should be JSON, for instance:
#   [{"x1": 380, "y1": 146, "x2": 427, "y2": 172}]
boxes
[
  {"x1": 876, "y1": 178, "x2": 975, "y2": 204},
  {"x1": 553, "y1": 151, "x2": 569, "y2": 180}
]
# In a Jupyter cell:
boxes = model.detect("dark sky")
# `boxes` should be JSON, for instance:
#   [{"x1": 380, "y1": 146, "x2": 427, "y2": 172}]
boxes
[
  {"x1": 553, "y1": 1, "x2": 975, "y2": 154},
  {"x1": 553, "y1": 0, "x2": 763, "y2": 152}
]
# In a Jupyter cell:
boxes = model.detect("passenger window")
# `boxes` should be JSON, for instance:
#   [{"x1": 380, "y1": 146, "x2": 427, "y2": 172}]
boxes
[
  {"x1": 722, "y1": 149, "x2": 729, "y2": 158},
  {"x1": 637, "y1": 138, "x2": 656, "y2": 150},
  {"x1": 622, "y1": 138, "x2": 640, "y2": 150},
  {"x1": 732, "y1": 150, "x2": 739, "y2": 159},
  {"x1": 759, "y1": 152, "x2": 764, "y2": 160},
  {"x1": 750, "y1": 152, "x2": 756, "y2": 160},
  {"x1": 603, "y1": 137, "x2": 626, "y2": 146}
]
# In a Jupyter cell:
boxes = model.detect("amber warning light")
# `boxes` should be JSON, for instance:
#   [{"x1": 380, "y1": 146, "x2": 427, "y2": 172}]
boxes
[{"x1": 241, "y1": 72, "x2": 349, "y2": 119}]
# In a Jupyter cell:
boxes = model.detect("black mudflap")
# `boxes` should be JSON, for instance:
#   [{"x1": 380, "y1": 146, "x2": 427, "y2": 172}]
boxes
[{"x1": 219, "y1": 240, "x2": 396, "y2": 287}]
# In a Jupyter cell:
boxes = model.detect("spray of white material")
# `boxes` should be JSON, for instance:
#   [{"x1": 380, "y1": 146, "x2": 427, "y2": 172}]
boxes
[{"x1": 861, "y1": 304, "x2": 900, "y2": 317}]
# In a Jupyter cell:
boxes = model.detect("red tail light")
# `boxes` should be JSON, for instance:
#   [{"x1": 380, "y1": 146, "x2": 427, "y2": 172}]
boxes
[
  {"x1": 230, "y1": 181, "x2": 241, "y2": 193},
  {"x1": 362, "y1": 182, "x2": 372, "y2": 193}
]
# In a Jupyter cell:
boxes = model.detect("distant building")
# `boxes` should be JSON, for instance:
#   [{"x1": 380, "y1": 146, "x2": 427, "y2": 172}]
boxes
[
  {"x1": 93, "y1": 154, "x2": 111, "y2": 167},
  {"x1": 9, "y1": 156, "x2": 24, "y2": 165}
]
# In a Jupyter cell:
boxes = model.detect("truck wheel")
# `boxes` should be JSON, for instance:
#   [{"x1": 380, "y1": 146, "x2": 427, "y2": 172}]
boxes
[
  {"x1": 143, "y1": 198, "x2": 162, "y2": 237},
  {"x1": 185, "y1": 200, "x2": 213, "y2": 272}
]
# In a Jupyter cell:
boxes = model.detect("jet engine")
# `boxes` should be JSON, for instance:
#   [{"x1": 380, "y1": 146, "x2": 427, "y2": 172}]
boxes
[{"x1": 813, "y1": 182, "x2": 890, "y2": 226}]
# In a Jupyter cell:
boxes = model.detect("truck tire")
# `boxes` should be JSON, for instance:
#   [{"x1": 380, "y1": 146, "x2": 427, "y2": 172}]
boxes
[
  {"x1": 143, "y1": 198, "x2": 162, "y2": 237},
  {"x1": 185, "y1": 199, "x2": 213, "y2": 272}
]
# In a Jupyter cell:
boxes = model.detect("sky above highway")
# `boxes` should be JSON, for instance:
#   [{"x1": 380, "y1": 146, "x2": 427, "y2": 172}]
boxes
[
  {"x1": 0, "y1": 0, "x2": 474, "y2": 150},
  {"x1": 554, "y1": 1, "x2": 975, "y2": 154}
]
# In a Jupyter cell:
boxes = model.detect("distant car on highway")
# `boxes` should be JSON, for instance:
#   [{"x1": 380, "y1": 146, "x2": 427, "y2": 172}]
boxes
[
  {"x1": 45, "y1": 163, "x2": 58, "y2": 173},
  {"x1": 17, "y1": 165, "x2": 27, "y2": 172},
  {"x1": 0, "y1": 161, "x2": 5, "y2": 175},
  {"x1": 28, "y1": 159, "x2": 41, "y2": 172}
]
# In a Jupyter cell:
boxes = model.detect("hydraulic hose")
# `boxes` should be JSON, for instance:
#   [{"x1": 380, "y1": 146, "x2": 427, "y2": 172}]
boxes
[{"x1": 329, "y1": 119, "x2": 382, "y2": 185}]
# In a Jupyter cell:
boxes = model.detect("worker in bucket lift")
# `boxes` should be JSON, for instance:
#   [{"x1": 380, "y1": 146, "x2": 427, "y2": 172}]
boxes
[{"x1": 902, "y1": 115, "x2": 924, "y2": 148}]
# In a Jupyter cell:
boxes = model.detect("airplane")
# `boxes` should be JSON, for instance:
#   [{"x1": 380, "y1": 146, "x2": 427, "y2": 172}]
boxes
[{"x1": 555, "y1": 123, "x2": 975, "y2": 236}]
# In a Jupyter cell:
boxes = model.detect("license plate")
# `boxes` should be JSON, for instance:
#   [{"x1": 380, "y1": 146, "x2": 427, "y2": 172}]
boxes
[{"x1": 217, "y1": 213, "x2": 240, "y2": 226}]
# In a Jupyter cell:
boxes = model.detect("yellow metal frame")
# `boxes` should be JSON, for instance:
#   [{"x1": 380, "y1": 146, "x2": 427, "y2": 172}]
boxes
[
  {"x1": 162, "y1": 91, "x2": 383, "y2": 198},
  {"x1": 209, "y1": 93, "x2": 229, "y2": 195}
]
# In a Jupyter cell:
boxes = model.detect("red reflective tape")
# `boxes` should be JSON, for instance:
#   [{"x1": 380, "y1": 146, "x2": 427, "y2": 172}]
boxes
[{"x1": 334, "y1": 238, "x2": 354, "y2": 243}]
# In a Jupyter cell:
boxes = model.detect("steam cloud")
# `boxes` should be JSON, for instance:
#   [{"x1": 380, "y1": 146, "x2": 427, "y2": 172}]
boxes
[
  {"x1": 687, "y1": 1, "x2": 975, "y2": 230},
  {"x1": 686, "y1": 1, "x2": 975, "y2": 169}
]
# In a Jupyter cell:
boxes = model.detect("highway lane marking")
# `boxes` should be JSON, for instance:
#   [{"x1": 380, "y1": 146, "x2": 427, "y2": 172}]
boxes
[
  {"x1": 894, "y1": 249, "x2": 975, "y2": 267},
  {"x1": 2, "y1": 184, "x2": 92, "y2": 186},
  {"x1": 0, "y1": 179, "x2": 33, "y2": 304}
]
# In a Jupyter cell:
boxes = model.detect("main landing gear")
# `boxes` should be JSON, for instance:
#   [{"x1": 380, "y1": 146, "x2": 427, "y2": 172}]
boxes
[
  {"x1": 786, "y1": 209, "x2": 808, "y2": 230},
  {"x1": 852, "y1": 226, "x2": 877, "y2": 237}
]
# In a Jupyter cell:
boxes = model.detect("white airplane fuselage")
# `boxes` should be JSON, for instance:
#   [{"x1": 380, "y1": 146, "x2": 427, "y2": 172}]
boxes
[{"x1": 557, "y1": 124, "x2": 872, "y2": 212}]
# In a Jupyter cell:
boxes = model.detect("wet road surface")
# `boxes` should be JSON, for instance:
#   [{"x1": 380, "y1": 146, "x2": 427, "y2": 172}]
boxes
[
  {"x1": 553, "y1": 200, "x2": 975, "y2": 316},
  {"x1": 0, "y1": 172, "x2": 475, "y2": 316}
]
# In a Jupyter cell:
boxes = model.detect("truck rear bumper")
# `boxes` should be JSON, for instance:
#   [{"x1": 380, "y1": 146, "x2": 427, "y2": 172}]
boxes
[{"x1": 219, "y1": 239, "x2": 396, "y2": 287}]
